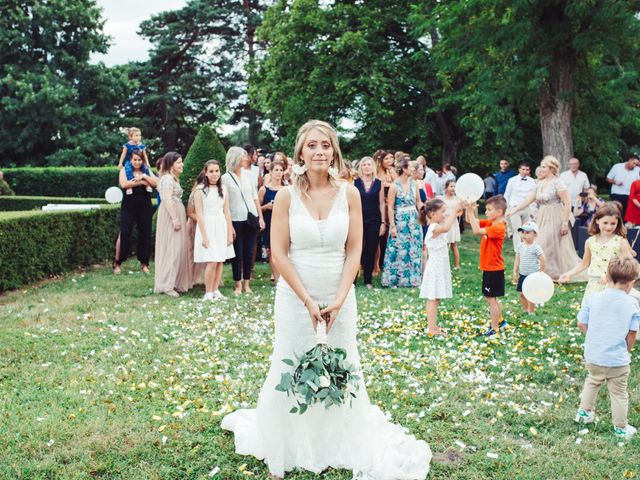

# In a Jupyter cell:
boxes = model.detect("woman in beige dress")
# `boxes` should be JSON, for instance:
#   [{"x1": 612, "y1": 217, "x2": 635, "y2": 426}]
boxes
[
  {"x1": 508, "y1": 155, "x2": 584, "y2": 281},
  {"x1": 154, "y1": 152, "x2": 193, "y2": 296},
  {"x1": 186, "y1": 190, "x2": 205, "y2": 285}
]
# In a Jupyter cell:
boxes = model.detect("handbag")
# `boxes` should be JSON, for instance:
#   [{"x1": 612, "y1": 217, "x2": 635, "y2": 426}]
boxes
[{"x1": 229, "y1": 173, "x2": 260, "y2": 232}]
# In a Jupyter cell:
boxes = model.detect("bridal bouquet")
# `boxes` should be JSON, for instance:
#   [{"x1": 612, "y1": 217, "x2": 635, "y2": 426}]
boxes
[{"x1": 275, "y1": 308, "x2": 360, "y2": 414}]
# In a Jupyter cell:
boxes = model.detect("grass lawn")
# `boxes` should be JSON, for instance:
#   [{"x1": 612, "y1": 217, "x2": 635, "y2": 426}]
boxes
[{"x1": 0, "y1": 232, "x2": 638, "y2": 479}]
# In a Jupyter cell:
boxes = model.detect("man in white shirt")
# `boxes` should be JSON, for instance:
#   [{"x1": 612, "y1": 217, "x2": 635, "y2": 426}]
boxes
[
  {"x1": 417, "y1": 155, "x2": 437, "y2": 193},
  {"x1": 560, "y1": 157, "x2": 590, "y2": 208},
  {"x1": 607, "y1": 154, "x2": 640, "y2": 218},
  {"x1": 505, "y1": 162, "x2": 536, "y2": 251}
]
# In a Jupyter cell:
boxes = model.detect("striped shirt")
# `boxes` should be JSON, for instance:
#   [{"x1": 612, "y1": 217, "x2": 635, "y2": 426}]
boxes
[{"x1": 517, "y1": 242, "x2": 544, "y2": 276}]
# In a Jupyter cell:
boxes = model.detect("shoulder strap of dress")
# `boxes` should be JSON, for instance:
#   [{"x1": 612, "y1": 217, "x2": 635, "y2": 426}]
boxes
[
  {"x1": 337, "y1": 181, "x2": 349, "y2": 211},
  {"x1": 287, "y1": 185, "x2": 300, "y2": 213}
]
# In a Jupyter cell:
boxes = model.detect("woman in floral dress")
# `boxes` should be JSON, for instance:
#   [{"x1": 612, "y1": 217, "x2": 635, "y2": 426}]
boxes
[{"x1": 382, "y1": 157, "x2": 424, "y2": 287}]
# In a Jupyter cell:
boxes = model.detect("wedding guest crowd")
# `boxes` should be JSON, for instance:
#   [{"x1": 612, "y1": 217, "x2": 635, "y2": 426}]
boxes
[{"x1": 111, "y1": 128, "x2": 640, "y2": 302}]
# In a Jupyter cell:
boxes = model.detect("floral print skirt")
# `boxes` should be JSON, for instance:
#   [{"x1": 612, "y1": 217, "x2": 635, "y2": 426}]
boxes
[{"x1": 382, "y1": 210, "x2": 423, "y2": 287}]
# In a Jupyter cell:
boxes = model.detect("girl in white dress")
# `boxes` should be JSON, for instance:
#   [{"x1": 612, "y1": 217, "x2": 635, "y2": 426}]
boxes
[
  {"x1": 437, "y1": 179, "x2": 462, "y2": 268},
  {"x1": 193, "y1": 160, "x2": 235, "y2": 301},
  {"x1": 222, "y1": 120, "x2": 431, "y2": 479},
  {"x1": 419, "y1": 198, "x2": 462, "y2": 336}
]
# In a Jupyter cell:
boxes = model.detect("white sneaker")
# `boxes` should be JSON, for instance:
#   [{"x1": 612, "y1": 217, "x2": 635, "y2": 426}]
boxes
[
  {"x1": 213, "y1": 290, "x2": 225, "y2": 299},
  {"x1": 203, "y1": 292, "x2": 214, "y2": 301},
  {"x1": 614, "y1": 424, "x2": 637, "y2": 440},
  {"x1": 575, "y1": 408, "x2": 596, "y2": 424}
]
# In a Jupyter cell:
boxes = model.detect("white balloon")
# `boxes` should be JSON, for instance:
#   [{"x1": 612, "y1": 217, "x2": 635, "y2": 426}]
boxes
[
  {"x1": 522, "y1": 271, "x2": 554, "y2": 304},
  {"x1": 455, "y1": 173, "x2": 485, "y2": 202},
  {"x1": 105, "y1": 186, "x2": 123, "y2": 204}
]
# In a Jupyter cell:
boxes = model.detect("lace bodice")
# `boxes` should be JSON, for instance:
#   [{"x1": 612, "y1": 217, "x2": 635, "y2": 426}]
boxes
[
  {"x1": 535, "y1": 177, "x2": 566, "y2": 205},
  {"x1": 159, "y1": 174, "x2": 183, "y2": 203}
]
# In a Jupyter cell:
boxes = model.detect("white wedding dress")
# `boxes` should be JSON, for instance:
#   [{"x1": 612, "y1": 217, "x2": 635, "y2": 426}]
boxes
[{"x1": 222, "y1": 183, "x2": 431, "y2": 479}]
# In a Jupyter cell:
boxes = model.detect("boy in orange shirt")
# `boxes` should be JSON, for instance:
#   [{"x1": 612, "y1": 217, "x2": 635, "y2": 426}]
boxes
[{"x1": 465, "y1": 195, "x2": 508, "y2": 336}]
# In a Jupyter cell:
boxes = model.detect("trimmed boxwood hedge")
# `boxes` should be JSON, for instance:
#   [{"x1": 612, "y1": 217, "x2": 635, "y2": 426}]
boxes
[
  {"x1": 0, "y1": 196, "x2": 107, "y2": 212},
  {"x1": 0, "y1": 206, "x2": 121, "y2": 291},
  {"x1": 3, "y1": 167, "x2": 119, "y2": 197}
]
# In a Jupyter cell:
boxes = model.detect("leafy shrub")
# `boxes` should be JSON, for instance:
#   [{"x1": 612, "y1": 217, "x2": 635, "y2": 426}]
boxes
[
  {"x1": 181, "y1": 125, "x2": 227, "y2": 201},
  {"x1": 3, "y1": 167, "x2": 119, "y2": 197},
  {"x1": 0, "y1": 207, "x2": 121, "y2": 291},
  {"x1": 0, "y1": 196, "x2": 106, "y2": 212}
]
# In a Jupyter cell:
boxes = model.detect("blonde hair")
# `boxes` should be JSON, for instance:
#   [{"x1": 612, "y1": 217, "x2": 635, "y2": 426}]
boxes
[
  {"x1": 127, "y1": 127, "x2": 141, "y2": 138},
  {"x1": 357, "y1": 156, "x2": 377, "y2": 178},
  {"x1": 541, "y1": 155, "x2": 560, "y2": 176},
  {"x1": 292, "y1": 120, "x2": 344, "y2": 197},
  {"x1": 226, "y1": 146, "x2": 247, "y2": 173}
]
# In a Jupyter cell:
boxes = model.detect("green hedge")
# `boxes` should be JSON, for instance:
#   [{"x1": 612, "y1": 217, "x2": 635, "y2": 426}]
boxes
[
  {"x1": 0, "y1": 207, "x2": 120, "y2": 291},
  {"x1": 3, "y1": 167, "x2": 119, "y2": 197},
  {"x1": 0, "y1": 196, "x2": 107, "y2": 212}
]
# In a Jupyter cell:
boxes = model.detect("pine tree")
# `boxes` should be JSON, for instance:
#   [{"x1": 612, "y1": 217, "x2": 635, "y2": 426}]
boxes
[{"x1": 181, "y1": 125, "x2": 227, "y2": 201}]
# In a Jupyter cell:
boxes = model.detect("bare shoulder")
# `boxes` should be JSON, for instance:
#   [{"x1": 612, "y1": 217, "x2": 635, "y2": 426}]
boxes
[
  {"x1": 345, "y1": 183, "x2": 359, "y2": 200},
  {"x1": 274, "y1": 186, "x2": 291, "y2": 206}
]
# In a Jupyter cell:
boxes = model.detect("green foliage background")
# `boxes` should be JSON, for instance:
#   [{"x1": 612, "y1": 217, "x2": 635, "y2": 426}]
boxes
[
  {"x1": 0, "y1": 207, "x2": 120, "y2": 291},
  {"x1": 181, "y1": 125, "x2": 228, "y2": 200},
  {"x1": 3, "y1": 167, "x2": 119, "y2": 197},
  {"x1": 1, "y1": 0, "x2": 640, "y2": 178}
]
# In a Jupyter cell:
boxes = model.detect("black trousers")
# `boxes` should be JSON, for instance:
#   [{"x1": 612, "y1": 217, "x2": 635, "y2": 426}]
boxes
[
  {"x1": 232, "y1": 220, "x2": 258, "y2": 281},
  {"x1": 362, "y1": 222, "x2": 381, "y2": 285},
  {"x1": 610, "y1": 193, "x2": 629, "y2": 218},
  {"x1": 118, "y1": 193, "x2": 153, "y2": 265},
  {"x1": 378, "y1": 232, "x2": 388, "y2": 270}
]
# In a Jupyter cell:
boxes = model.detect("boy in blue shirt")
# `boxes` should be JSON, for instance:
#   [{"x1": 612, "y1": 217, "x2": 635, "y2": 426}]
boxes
[{"x1": 575, "y1": 256, "x2": 640, "y2": 440}]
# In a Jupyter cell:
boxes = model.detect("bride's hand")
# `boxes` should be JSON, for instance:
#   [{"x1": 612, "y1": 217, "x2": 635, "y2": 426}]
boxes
[
  {"x1": 305, "y1": 302, "x2": 323, "y2": 332},
  {"x1": 320, "y1": 303, "x2": 342, "y2": 334}
]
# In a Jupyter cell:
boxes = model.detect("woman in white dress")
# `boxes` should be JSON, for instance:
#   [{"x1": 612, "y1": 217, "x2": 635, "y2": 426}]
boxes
[
  {"x1": 193, "y1": 160, "x2": 235, "y2": 301},
  {"x1": 222, "y1": 120, "x2": 431, "y2": 479}
]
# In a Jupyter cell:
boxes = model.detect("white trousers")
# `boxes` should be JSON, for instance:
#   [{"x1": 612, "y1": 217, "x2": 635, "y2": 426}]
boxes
[{"x1": 508, "y1": 207, "x2": 531, "y2": 252}]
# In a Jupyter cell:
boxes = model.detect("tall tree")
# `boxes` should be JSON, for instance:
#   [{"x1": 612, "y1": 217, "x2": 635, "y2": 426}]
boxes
[
  {"x1": 0, "y1": 0, "x2": 131, "y2": 166},
  {"x1": 124, "y1": 0, "x2": 268, "y2": 157},
  {"x1": 253, "y1": 0, "x2": 463, "y2": 165},
  {"x1": 416, "y1": 0, "x2": 640, "y2": 173}
]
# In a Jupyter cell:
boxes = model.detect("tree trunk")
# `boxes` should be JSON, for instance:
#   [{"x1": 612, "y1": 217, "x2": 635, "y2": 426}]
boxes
[
  {"x1": 539, "y1": 53, "x2": 575, "y2": 171},
  {"x1": 434, "y1": 110, "x2": 459, "y2": 166},
  {"x1": 244, "y1": 0, "x2": 259, "y2": 145}
]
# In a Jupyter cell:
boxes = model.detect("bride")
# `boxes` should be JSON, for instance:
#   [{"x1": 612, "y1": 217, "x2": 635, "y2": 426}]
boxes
[{"x1": 222, "y1": 120, "x2": 431, "y2": 479}]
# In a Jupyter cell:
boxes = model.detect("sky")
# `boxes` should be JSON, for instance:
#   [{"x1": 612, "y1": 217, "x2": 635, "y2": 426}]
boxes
[{"x1": 92, "y1": 0, "x2": 186, "y2": 66}]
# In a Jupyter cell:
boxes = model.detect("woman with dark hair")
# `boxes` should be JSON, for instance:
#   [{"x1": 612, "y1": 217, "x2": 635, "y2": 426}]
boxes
[
  {"x1": 154, "y1": 152, "x2": 192, "y2": 297},
  {"x1": 382, "y1": 157, "x2": 424, "y2": 287},
  {"x1": 259, "y1": 159, "x2": 286, "y2": 282},
  {"x1": 375, "y1": 150, "x2": 397, "y2": 273},
  {"x1": 113, "y1": 151, "x2": 158, "y2": 274}
]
